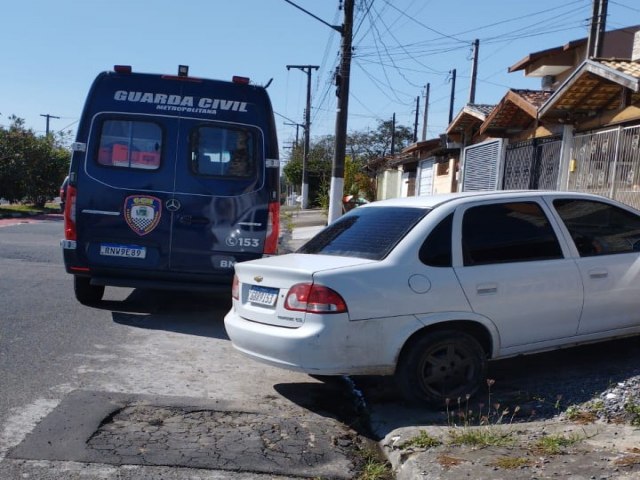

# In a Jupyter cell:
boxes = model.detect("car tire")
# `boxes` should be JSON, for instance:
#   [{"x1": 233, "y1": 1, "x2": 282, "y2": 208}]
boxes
[
  {"x1": 74, "y1": 276, "x2": 105, "y2": 305},
  {"x1": 396, "y1": 330, "x2": 487, "y2": 406}
]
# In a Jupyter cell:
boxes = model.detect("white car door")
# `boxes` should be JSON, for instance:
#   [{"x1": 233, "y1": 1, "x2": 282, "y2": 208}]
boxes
[
  {"x1": 551, "y1": 198, "x2": 640, "y2": 335},
  {"x1": 453, "y1": 199, "x2": 583, "y2": 354}
]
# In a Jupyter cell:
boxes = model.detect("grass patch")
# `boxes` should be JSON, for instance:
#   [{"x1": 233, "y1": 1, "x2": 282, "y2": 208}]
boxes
[
  {"x1": 355, "y1": 445, "x2": 393, "y2": 480},
  {"x1": 490, "y1": 456, "x2": 533, "y2": 469},
  {"x1": 532, "y1": 433, "x2": 582, "y2": 455},
  {"x1": 447, "y1": 426, "x2": 514, "y2": 448},
  {"x1": 565, "y1": 402, "x2": 602, "y2": 424},
  {"x1": 624, "y1": 398, "x2": 640, "y2": 426},
  {"x1": 0, "y1": 203, "x2": 60, "y2": 215},
  {"x1": 399, "y1": 430, "x2": 442, "y2": 449},
  {"x1": 282, "y1": 211, "x2": 294, "y2": 232}
]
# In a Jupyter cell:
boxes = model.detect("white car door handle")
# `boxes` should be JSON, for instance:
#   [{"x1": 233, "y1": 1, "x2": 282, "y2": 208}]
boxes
[
  {"x1": 588, "y1": 269, "x2": 608, "y2": 279},
  {"x1": 477, "y1": 283, "x2": 498, "y2": 295}
]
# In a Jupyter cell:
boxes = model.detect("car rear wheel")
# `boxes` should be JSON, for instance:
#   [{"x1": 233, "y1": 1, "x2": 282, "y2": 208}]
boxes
[
  {"x1": 74, "y1": 276, "x2": 105, "y2": 305},
  {"x1": 396, "y1": 330, "x2": 487, "y2": 406}
]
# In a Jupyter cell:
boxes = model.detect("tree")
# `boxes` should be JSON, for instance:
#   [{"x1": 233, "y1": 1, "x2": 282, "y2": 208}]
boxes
[
  {"x1": 282, "y1": 119, "x2": 411, "y2": 209},
  {"x1": 0, "y1": 116, "x2": 71, "y2": 207},
  {"x1": 283, "y1": 135, "x2": 334, "y2": 208},
  {"x1": 348, "y1": 119, "x2": 414, "y2": 166}
]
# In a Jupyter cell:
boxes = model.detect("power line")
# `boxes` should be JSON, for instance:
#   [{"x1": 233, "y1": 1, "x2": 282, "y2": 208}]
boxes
[{"x1": 379, "y1": 0, "x2": 468, "y2": 44}]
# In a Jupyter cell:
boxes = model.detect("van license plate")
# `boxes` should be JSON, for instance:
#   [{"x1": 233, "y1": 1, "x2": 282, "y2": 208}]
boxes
[
  {"x1": 100, "y1": 243, "x2": 147, "y2": 259},
  {"x1": 248, "y1": 286, "x2": 278, "y2": 306}
]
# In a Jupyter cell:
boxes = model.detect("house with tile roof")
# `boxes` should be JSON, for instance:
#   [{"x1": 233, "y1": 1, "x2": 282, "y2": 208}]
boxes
[{"x1": 371, "y1": 25, "x2": 640, "y2": 203}]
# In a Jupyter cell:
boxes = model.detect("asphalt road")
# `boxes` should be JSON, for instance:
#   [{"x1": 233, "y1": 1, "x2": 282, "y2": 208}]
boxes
[{"x1": 0, "y1": 216, "x2": 370, "y2": 479}]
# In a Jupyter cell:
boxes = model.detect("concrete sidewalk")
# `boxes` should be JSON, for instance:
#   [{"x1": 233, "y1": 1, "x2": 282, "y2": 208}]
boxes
[{"x1": 279, "y1": 208, "x2": 327, "y2": 253}]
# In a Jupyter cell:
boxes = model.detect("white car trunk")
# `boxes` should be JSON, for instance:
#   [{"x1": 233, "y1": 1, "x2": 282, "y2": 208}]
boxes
[{"x1": 233, "y1": 254, "x2": 375, "y2": 327}]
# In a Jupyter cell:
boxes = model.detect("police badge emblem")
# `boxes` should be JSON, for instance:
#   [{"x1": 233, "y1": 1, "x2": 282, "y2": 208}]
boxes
[{"x1": 124, "y1": 195, "x2": 162, "y2": 236}]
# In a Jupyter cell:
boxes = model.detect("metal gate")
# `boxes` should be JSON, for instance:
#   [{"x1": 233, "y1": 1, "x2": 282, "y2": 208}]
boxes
[
  {"x1": 569, "y1": 125, "x2": 640, "y2": 209},
  {"x1": 462, "y1": 139, "x2": 503, "y2": 191},
  {"x1": 417, "y1": 157, "x2": 435, "y2": 196},
  {"x1": 502, "y1": 136, "x2": 561, "y2": 190}
]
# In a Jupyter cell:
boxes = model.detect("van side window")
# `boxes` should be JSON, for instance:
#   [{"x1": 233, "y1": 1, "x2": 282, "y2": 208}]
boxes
[
  {"x1": 190, "y1": 126, "x2": 255, "y2": 177},
  {"x1": 97, "y1": 120, "x2": 162, "y2": 170}
]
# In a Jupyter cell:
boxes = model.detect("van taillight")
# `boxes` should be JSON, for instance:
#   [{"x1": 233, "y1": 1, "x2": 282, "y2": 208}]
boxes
[
  {"x1": 64, "y1": 185, "x2": 77, "y2": 240},
  {"x1": 264, "y1": 201, "x2": 280, "y2": 255},
  {"x1": 232, "y1": 76, "x2": 250, "y2": 84}
]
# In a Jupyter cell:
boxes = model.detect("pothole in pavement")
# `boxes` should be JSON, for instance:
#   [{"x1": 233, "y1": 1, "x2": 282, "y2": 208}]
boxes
[{"x1": 7, "y1": 390, "x2": 365, "y2": 479}]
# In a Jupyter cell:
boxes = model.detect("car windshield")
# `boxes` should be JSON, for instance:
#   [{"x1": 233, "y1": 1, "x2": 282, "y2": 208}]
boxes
[{"x1": 298, "y1": 206, "x2": 429, "y2": 260}]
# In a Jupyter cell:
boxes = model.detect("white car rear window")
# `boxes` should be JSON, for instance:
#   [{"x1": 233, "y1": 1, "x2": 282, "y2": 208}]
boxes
[{"x1": 298, "y1": 207, "x2": 429, "y2": 260}]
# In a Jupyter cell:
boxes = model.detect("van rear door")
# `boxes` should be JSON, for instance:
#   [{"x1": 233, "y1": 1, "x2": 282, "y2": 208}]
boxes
[
  {"x1": 78, "y1": 114, "x2": 174, "y2": 274},
  {"x1": 168, "y1": 118, "x2": 270, "y2": 275}
]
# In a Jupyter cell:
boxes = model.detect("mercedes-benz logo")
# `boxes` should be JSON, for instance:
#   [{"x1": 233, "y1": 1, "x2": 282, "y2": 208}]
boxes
[{"x1": 166, "y1": 198, "x2": 181, "y2": 212}]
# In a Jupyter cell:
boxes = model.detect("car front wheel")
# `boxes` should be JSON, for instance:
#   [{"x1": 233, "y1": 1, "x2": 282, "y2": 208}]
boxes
[
  {"x1": 396, "y1": 330, "x2": 487, "y2": 406},
  {"x1": 74, "y1": 276, "x2": 105, "y2": 305}
]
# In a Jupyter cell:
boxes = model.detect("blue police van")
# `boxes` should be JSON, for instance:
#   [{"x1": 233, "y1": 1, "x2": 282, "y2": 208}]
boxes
[{"x1": 61, "y1": 65, "x2": 280, "y2": 304}]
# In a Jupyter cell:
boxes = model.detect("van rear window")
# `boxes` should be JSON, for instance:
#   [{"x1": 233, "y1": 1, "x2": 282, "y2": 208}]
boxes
[
  {"x1": 97, "y1": 120, "x2": 162, "y2": 170},
  {"x1": 190, "y1": 126, "x2": 255, "y2": 178}
]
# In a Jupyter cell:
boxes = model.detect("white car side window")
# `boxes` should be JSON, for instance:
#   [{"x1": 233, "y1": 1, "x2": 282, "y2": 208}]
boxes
[
  {"x1": 553, "y1": 199, "x2": 640, "y2": 257},
  {"x1": 462, "y1": 201, "x2": 563, "y2": 266}
]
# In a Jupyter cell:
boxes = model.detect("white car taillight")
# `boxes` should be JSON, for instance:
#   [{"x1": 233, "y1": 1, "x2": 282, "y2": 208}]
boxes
[
  {"x1": 232, "y1": 274, "x2": 240, "y2": 300},
  {"x1": 284, "y1": 283, "x2": 347, "y2": 314}
]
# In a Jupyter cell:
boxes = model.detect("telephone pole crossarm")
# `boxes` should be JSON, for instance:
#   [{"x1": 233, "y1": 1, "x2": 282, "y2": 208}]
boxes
[
  {"x1": 283, "y1": 0, "x2": 342, "y2": 34},
  {"x1": 40, "y1": 113, "x2": 60, "y2": 136}
]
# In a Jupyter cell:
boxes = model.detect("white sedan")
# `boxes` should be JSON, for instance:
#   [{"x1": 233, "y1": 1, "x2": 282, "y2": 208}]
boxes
[{"x1": 224, "y1": 191, "x2": 640, "y2": 405}]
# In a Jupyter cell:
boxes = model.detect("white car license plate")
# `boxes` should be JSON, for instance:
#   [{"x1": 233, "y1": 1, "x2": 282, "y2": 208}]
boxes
[
  {"x1": 100, "y1": 243, "x2": 146, "y2": 259},
  {"x1": 248, "y1": 286, "x2": 278, "y2": 306}
]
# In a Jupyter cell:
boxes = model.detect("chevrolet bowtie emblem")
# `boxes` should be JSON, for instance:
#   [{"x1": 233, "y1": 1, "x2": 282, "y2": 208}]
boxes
[{"x1": 254, "y1": 276, "x2": 263, "y2": 283}]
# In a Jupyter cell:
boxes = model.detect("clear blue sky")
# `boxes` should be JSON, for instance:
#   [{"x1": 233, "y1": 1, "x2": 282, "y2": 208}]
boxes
[{"x1": 2, "y1": 0, "x2": 639, "y2": 158}]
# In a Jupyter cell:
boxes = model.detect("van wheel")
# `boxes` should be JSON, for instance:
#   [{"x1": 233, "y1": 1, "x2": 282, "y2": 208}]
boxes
[
  {"x1": 396, "y1": 330, "x2": 487, "y2": 406},
  {"x1": 74, "y1": 276, "x2": 105, "y2": 305}
]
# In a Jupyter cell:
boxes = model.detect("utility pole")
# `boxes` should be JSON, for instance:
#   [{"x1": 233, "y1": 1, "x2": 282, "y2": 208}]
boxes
[
  {"x1": 413, "y1": 96, "x2": 420, "y2": 143},
  {"x1": 587, "y1": 0, "x2": 608, "y2": 58},
  {"x1": 390, "y1": 113, "x2": 396, "y2": 155},
  {"x1": 422, "y1": 83, "x2": 430, "y2": 141},
  {"x1": 328, "y1": 0, "x2": 354, "y2": 224},
  {"x1": 40, "y1": 113, "x2": 60, "y2": 136},
  {"x1": 448, "y1": 69, "x2": 457, "y2": 124},
  {"x1": 284, "y1": 121, "x2": 304, "y2": 147},
  {"x1": 468, "y1": 39, "x2": 479, "y2": 104},
  {"x1": 596, "y1": 0, "x2": 608, "y2": 57},
  {"x1": 286, "y1": 65, "x2": 319, "y2": 209}
]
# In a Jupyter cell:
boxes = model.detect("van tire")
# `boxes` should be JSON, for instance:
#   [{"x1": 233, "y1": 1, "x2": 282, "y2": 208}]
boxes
[
  {"x1": 74, "y1": 276, "x2": 105, "y2": 305},
  {"x1": 396, "y1": 330, "x2": 487, "y2": 406}
]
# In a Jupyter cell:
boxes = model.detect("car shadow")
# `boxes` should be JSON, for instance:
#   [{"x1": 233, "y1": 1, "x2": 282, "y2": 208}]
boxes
[
  {"x1": 351, "y1": 336, "x2": 640, "y2": 438},
  {"x1": 95, "y1": 289, "x2": 232, "y2": 340},
  {"x1": 273, "y1": 378, "x2": 376, "y2": 439}
]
